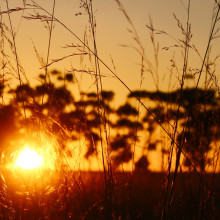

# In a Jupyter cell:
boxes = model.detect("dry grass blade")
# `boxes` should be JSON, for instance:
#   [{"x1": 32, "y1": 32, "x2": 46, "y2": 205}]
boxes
[
  {"x1": 41, "y1": 53, "x2": 88, "y2": 68},
  {"x1": 5, "y1": 0, "x2": 27, "y2": 119}
]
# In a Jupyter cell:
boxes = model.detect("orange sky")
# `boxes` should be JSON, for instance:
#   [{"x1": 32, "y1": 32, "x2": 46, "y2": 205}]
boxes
[{"x1": 1, "y1": 0, "x2": 219, "y2": 95}]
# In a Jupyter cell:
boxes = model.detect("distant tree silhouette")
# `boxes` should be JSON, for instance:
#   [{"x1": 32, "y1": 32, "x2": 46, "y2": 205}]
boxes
[
  {"x1": 112, "y1": 102, "x2": 145, "y2": 169},
  {"x1": 129, "y1": 88, "x2": 220, "y2": 171},
  {"x1": 0, "y1": 105, "x2": 18, "y2": 147},
  {"x1": 1, "y1": 70, "x2": 146, "y2": 169},
  {"x1": 135, "y1": 155, "x2": 149, "y2": 172},
  {"x1": 1, "y1": 69, "x2": 218, "y2": 172}
]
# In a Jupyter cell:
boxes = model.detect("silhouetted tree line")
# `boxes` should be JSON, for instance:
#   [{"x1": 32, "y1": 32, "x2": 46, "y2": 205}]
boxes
[{"x1": 0, "y1": 70, "x2": 220, "y2": 172}]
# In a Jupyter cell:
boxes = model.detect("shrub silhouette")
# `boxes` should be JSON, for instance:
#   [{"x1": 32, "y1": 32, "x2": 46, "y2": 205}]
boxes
[
  {"x1": 1, "y1": 70, "x2": 219, "y2": 172},
  {"x1": 129, "y1": 88, "x2": 220, "y2": 171},
  {"x1": 0, "y1": 70, "x2": 150, "y2": 169}
]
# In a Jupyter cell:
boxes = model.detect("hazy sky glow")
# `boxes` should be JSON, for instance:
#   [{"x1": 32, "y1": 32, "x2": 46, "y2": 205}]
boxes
[
  {"x1": 1, "y1": 0, "x2": 219, "y2": 95},
  {"x1": 1, "y1": 0, "x2": 220, "y2": 171}
]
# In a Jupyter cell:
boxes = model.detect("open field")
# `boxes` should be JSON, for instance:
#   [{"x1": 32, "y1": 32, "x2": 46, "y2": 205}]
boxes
[{"x1": 1, "y1": 171, "x2": 220, "y2": 219}]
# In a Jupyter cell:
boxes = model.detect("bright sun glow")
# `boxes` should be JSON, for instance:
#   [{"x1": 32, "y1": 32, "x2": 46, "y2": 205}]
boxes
[{"x1": 15, "y1": 147, "x2": 43, "y2": 169}]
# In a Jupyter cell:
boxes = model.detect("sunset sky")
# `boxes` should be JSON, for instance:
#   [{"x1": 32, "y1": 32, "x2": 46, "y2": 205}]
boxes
[
  {"x1": 1, "y1": 0, "x2": 219, "y2": 97},
  {"x1": 1, "y1": 0, "x2": 220, "y2": 171}
]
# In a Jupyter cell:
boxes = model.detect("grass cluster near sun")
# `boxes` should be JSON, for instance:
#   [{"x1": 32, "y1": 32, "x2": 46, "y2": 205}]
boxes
[{"x1": 0, "y1": 0, "x2": 220, "y2": 219}]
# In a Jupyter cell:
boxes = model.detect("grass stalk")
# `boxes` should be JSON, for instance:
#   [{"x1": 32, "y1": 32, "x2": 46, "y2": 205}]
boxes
[
  {"x1": 165, "y1": 1, "x2": 220, "y2": 218},
  {"x1": 5, "y1": 0, "x2": 27, "y2": 120},
  {"x1": 0, "y1": 9, "x2": 5, "y2": 107},
  {"x1": 81, "y1": 0, "x2": 114, "y2": 218},
  {"x1": 162, "y1": 1, "x2": 192, "y2": 218},
  {"x1": 41, "y1": 0, "x2": 56, "y2": 107}
]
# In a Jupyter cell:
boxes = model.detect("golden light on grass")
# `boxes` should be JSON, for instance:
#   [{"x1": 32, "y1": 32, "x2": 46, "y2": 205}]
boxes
[{"x1": 15, "y1": 147, "x2": 43, "y2": 170}]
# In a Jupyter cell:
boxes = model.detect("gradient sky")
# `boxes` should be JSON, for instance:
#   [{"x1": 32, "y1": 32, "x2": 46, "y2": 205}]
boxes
[
  {"x1": 1, "y1": 0, "x2": 219, "y2": 96},
  {"x1": 1, "y1": 0, "x2": 220, "y2": 171}
]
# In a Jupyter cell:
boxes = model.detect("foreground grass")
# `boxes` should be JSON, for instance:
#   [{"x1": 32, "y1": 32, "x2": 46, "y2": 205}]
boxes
[{"x1": 0, "y1": 170, "x2": 219, "y2": 219}]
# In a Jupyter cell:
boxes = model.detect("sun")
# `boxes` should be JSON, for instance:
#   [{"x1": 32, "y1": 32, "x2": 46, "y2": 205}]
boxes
[{"x1": 15, "y1": 147, "x2": 43, "y2": 169}]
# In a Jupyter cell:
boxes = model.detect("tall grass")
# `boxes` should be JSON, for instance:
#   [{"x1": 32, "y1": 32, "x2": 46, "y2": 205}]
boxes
[{"x1": 0, "y1": 0, "x2": 220, "y2": 219}]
